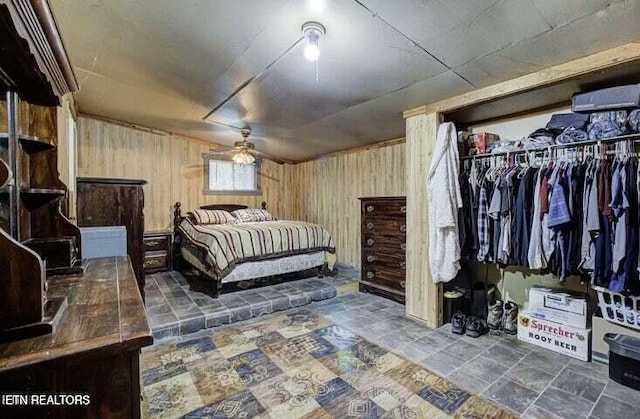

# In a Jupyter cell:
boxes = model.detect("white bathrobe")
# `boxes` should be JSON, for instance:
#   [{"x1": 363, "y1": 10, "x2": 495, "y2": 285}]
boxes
[{"x1": 427, "y1": 122, "x2": 462, "y2": 283}]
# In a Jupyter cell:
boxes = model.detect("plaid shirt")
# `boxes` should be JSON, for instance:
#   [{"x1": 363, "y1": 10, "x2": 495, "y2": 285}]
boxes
[{"x1": 477, "y1": 181, "x2": 490, "y2": 262}]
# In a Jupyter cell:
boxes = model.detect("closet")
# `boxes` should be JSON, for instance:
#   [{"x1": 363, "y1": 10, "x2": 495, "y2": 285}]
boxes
[
  {"x1": 403, "y1": 44, "x2": 640, "y2": 327},
  {"x1": 459, "y1": 135, "x2": 640, "y2": 296}
]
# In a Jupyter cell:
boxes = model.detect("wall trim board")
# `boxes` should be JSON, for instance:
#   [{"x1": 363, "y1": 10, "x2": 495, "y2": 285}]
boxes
[
  {"x1": 78, "y1": 112, "x2": 227, "y2": 149},
  {"x1": 295, "y1": 137, "x2": 406, "y2": 163},
  {"x1": 403, "y1": 41, "x2": 640, "y2": 118}
]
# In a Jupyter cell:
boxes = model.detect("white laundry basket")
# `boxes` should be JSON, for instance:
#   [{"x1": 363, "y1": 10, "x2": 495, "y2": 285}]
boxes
[{"x1": 593, "y1": 285, "x2": 640, "y2": 330}]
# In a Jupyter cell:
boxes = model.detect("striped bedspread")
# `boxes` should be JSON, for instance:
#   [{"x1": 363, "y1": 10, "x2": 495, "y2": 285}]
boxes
[{"x1": 178, "y1": 219, "x2": 336, "y2": 279}]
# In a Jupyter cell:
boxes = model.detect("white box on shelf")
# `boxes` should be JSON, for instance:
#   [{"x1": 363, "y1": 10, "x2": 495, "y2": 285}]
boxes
[
  {"x1": 517, "y1": 311, "x2": 591, "y2": 361},
  {"x1": 528, "y1": 287, "x2": 588, "y2": 329},
  {"x1": 80, "y1": 226, "x2": 127, "y2": 259}
]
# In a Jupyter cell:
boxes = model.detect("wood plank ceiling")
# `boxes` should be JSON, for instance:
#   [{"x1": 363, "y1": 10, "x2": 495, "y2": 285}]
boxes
[{"x1": 50, "y1": 0, "x2": 640, "y2": 161}]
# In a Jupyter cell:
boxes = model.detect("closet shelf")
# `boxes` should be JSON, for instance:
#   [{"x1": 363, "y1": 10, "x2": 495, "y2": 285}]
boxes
[
  {"x1": 460, "y1": 133, "x2": 640, "y2": 160},
  {"x1": 0, "y1": 133, "x2": 55, "y2": 154}
]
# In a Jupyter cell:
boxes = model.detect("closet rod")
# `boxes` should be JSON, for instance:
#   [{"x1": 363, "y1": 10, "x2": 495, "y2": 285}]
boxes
[{"x1": 460, "y1": 133, "x2": 640, "y2": 160}]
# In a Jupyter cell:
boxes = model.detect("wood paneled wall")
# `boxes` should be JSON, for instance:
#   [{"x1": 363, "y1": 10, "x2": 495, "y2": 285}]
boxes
[
  {"x1": 283, "y1": 143, "x2": 405, "y2": 267},
  {"x1": 77, "y1": 116, "x2": 287, "y2": 232},
  {"x1": 77, "y1": 115, "x2": 405, "y2": 266}
]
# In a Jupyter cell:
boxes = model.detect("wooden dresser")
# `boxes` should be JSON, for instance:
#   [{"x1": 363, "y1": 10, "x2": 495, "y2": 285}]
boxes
[
  {"x1": 359, "y1": 196, "x2": 407, "y2": 304},
  {"x1": 0, "y1": 256, "x2": 153, "y2": 419},
  {"x1": 77, "y1": 178, "x2": 147, "y2": 297},
  {"x1": 144, "y1": 231, "x2": 172, "y2": 274}
]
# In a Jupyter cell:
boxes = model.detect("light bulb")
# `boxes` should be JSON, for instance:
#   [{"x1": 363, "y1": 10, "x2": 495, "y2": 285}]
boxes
[
  {"x1": 233, "y1": 151, "x2": 255, "y2": 165},
  {"x1": 301, "y1": 23, "x2": 324, "y2": 62},
  {"x1": 304, "y1": 43, "x2": 320, "y2": 62}
]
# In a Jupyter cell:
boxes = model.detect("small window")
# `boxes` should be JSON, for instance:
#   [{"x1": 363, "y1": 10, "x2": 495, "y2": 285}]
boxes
[{"x1": 203, "y1": 155, "x2": 261, "y2": 195}]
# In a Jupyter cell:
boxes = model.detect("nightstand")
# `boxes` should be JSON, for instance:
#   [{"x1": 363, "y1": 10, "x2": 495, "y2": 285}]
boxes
[{"x1": 143, "y1": 231, "x2": 173, "y2": 273}]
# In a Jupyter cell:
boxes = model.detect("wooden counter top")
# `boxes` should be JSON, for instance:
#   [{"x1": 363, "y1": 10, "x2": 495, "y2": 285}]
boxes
[{"x1": 0, "y1": 256, "x2": 153, "y2": 371}]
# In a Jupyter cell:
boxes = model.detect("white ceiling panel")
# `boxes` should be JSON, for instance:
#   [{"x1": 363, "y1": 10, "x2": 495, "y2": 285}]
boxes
[
  {"x1": 455, "y1": 0, "x2": 640, "y2": 87},
  {"x1": 50, "y1": 0, "x2": 640, "y2": 161}
]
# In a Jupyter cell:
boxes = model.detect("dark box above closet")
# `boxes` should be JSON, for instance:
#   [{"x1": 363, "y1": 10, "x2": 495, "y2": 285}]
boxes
[{"x1": 572, "y1": 84, "x2": 640, "y2": 112}]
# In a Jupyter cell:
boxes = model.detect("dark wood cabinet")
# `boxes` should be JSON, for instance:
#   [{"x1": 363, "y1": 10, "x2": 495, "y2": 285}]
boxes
[
  {"x1": 0, "y1": 256, "x2": 153, "y2": 419},
  {"x1": 359, "y1": 196, "x2": 406, "y2": 304},
  {"x1": 144, "y1": 231, "x2": 172, "y2": 274},
  {"x1": 0, "y1": 0, "x2": 81, "y2": 341},
  {"x1": 77, "y1": 178, "x2": 147, "y2": 297}
]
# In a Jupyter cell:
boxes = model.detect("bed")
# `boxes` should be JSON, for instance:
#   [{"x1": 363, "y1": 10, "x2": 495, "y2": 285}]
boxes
[{"x1": 173, "y1": 202, "x2": 337, "y2": 296}]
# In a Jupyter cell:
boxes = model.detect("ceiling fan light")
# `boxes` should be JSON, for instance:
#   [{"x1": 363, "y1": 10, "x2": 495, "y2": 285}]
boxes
[{"x1": 233, "y1": 151, "x2": 255, "y2": 165}]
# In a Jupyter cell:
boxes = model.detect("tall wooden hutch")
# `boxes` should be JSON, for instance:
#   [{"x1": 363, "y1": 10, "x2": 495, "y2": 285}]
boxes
[{"x1": 0, "y1": 0, "x2": 81, "y2": 341}]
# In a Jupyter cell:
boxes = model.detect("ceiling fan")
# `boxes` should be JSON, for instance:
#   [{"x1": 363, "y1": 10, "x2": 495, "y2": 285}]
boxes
[{"x1": 207, "y1": 129, "x2": 289, "y2": 165}]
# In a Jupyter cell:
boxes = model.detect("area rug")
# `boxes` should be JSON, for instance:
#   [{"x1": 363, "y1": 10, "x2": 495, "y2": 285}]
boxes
[{"x1": 141, "y1": 309, "x2": 516, "y2": 418}]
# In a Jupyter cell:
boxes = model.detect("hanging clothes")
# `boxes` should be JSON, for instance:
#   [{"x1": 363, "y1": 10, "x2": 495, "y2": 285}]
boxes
[
  {"x1": 458, "y1": 142, "x2": 640, "y2": 293},
  {"x1": 427, "y1": 122, "x2": 462, "y2": 283}
]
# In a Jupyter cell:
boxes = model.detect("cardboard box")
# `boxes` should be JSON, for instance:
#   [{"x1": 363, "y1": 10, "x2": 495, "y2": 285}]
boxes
[
  {"x1": 528, "y1": 287, "x2": 588, "y2": 329},
  {"x1": 592, "y1": 314, "x2": 640, "y2": 364},
  {"x1": 459, "y1": 132, "x2": 499, "y2": 156},
  {"x1": 518, "y1": 312, "x2": 591, "y2": 361}
]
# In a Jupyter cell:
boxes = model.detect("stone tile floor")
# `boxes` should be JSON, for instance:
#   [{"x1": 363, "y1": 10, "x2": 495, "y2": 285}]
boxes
[
  {"x1": 144, "y1": 265, "x2": 359, "y2": 340},
  {"x1": 316, "y1": 294, "x2": 640, "y2": 419},
  {"x1": 145, "y1": 291, "x2": 640, "y2": 418},
  {"x1": 142, "y1": 301, "x2": 514, "y2": 418}
]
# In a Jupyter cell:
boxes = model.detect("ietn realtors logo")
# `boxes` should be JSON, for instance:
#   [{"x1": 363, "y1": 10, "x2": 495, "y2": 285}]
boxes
[{"x1": 2, "y1": 393, "x2": 90, "y2": 406}]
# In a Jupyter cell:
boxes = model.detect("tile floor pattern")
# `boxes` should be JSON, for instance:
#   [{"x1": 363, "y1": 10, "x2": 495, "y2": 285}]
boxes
[
  {"x1": 142, "y1": 292, "x2": 640, "y2": 418},
  {"x1": 145, "y1": 266, "x2": 359, "y2": 340},
  {"x1": 141, "y1": 305, "x2": 514, "y2": 418}
]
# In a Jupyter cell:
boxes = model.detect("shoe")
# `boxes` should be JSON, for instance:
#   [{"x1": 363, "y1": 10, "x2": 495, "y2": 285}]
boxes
[
  {"x1": 451, "y1": 313, "x2": 466, "y2": 335},
  {"x1": 503, "y1": 301, "x2": 518, "y2": 335},
  {"x1": 487, "y1": 299, "x2": 504, "y2": 330},
  {"x1": 465, "y1": 317, "x2": 488, "y2": 338}
]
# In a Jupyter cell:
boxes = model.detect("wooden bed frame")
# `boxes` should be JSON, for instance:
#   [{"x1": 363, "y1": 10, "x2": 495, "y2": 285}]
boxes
[{"x1": 172, "y1": 201, "x2": 330, "y2": 297}]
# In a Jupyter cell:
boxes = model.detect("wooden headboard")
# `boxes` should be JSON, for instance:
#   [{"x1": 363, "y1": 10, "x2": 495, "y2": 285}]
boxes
[{"x1": 173, "y1": 201, "x2": 267, "y2": 233}]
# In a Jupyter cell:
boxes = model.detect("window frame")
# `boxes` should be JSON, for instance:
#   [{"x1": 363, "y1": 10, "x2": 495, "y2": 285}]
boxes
[{"x1": 202, "y1": 153, "x2": 262, "y2": 196}]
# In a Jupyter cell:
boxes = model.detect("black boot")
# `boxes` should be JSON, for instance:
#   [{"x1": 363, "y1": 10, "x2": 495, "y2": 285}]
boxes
[{"x1": 451, "y1": 313, "x2": 466, "y2": 335}]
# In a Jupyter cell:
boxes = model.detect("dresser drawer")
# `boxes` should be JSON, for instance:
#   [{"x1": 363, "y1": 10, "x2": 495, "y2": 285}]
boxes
[
  {"x1": 362, "y1": 218, "x2": 406, "y2": 237},
  {"x1": 361, "y1": 268, "x2": 406, "y2": 291},
  {"x1": 144, "y1": 235, "x2": 169, "y2": 252},
  {"x1": 363, "y1": 251, "x2": 406, "y2": 270},
  {"x1": 362, "y1": 235, "x2": 406, "y2": 253},
  {"x1": 144, "y1": 252, "x2": 168, "y2": 273},
  {"x1": 361, "y1": 200, "x2": 406, "y2": 217}
]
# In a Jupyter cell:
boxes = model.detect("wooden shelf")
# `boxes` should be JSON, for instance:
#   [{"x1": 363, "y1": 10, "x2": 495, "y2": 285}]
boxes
[
  {"x1": 20, "y1": 188, "x2": 65, "y2": 210},
  {"x1": 0, "y1": 133, "x2": 55, "y2": 154}
]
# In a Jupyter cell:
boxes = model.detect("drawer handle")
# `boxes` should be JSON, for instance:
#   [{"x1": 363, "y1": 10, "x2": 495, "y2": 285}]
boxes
[
  {"x1": 366, "y1": 238, "x2": 375, "y2": 246},
  {"x1": 401, "y1": 206, "x2": 407, "y2": 213},
  {"x1": 400, "y1": 280, "x2": 406, "y2": 288},
  {"x1": 401, "y1": 243, "x2": 406, "y2": 251},
  {"x1": 366, "y1": 271, "x2": 375, "y2": 279},
  {"x1": 366, "y1": 205, "x2": 374, "y2": 213},
  {"x1": 366, "y1": 222, "x2": 374, "y2": 230},
  {"x1": 400, "y1": 224, "x2": 406, "y2": 232},
  {"x1": 146, "y1": 240, "x2": 161, "y2": 247},
  {"x1": 400, "y1": 261, "x2": 406, "y2": 269},
  {"x1": 366, "y1": 255, "x2": 375, "y2": 262},
  {"x1": 144, "y1": 259, "x2": 162, "y2": 267}
]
